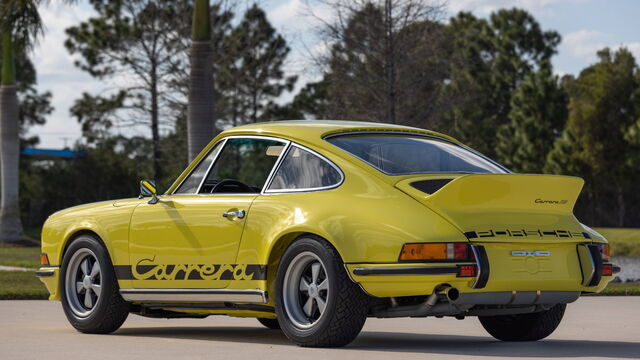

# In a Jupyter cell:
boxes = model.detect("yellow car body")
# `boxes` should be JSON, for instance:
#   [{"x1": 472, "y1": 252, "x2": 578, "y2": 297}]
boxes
[{"x1": 38, "y1": 121, "x2": 617, "y2": 324}]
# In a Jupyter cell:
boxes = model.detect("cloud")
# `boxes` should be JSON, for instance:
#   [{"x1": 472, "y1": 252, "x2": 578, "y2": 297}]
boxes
[
  {"x1": 562, "y1": 29, "x2": 640, "y2": 65},
  {"x1": 28, "y1": 2, "x2": 101, "y2": 148},
  {"x1": 448, "y1": 0, "x2": 587, "y2": 16}
]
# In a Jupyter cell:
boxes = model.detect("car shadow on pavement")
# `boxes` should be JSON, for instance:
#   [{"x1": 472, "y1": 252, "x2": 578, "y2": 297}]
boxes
[
  {"x1": 349, "y1": 331, "x2": 640, "y2": 358},
  {"x1": 115, "y1": 326, "x2": 291, "y2": 345},
  {"x1": 114, "y1": 327, "x2": 640, "y2": 358}
]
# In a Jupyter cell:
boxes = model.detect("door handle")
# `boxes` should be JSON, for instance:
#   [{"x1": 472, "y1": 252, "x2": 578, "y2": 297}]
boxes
[{"x1": 222, "y1": 210, "x2": 245, "y2": 219}]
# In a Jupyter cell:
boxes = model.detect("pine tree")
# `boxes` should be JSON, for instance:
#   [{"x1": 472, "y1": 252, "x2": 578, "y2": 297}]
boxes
[
  {"x1": 545, "y1": 48, "x2": 640, "y2": 226},
  {"x1": 217, "y1": 4, "x2": 296, "y2": 126},
  {"x1": 496, "y1": 61, "x2": 568, "y2": 173}
]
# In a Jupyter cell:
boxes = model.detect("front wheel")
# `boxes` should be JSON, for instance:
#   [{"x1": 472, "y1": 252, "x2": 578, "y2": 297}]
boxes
[
  {"x1": 60, "y1": 234, "x2": 130, "y2": 333},
  {"x1": 275, "y1": 236, "x2": 369, "y2": 347},
  {"x1": 479, "y1": 304, "x2": 567, "y2": 341}
]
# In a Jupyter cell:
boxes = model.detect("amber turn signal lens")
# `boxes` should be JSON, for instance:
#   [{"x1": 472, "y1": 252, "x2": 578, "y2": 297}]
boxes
[
  {"x1": 40, "y1": 253, "x2": 50, "y2": 265},
  {"x1": 595, "y1": 243, "x2": 611, "y2": 261},
  {"x1": 399, "y1": 243, "x2": 469, "y2": 261}
]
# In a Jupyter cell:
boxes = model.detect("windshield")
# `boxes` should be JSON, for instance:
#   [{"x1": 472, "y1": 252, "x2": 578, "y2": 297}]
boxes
[{"x1": 327, "y1": 134, "x2": 507, "y2": 175}]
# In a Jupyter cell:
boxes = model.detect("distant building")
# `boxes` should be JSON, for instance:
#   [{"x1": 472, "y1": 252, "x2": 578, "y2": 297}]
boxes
[{"x1": 21, "y1": 147, "x2": 85, "y2": 160}]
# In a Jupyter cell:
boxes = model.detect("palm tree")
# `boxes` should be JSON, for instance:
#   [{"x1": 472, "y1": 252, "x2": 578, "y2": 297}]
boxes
[
  {"x1": 0, "y1": 0, "x2": 74, "y2": 242},
  {"x1": 187, "y1": 0, "x2": 215, "y2": 161}
]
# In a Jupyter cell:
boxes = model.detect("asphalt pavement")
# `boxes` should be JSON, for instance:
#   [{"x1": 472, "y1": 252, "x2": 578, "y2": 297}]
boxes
[{"x1": 1, "y1": 297, "x2": 639, "y2": 359}]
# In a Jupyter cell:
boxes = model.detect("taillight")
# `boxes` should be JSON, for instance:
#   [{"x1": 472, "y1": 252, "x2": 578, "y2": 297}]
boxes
[
  {"x1": 602, "y1": 264, "x2": 613, "y2": 276},
  {"x1": 594, "y1": 243, "x2": 611, "y2": 261},
  {"x1": 399, "y1": 243, "x2": 470, "y2": 261},
  {"x1": 458, "y1": 264, "x2": 477, "y2": 277}
]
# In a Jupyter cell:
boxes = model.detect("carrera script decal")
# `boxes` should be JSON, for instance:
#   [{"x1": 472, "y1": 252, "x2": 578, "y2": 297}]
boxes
[
  {"x1": 464, "y1": 229, "x2": 590, "y2": 240},
  {"x1": 113, "y1": 258, "x2": 266, "y2": 281},
  {"x1": 534, "y1": 198, "x2": 568, "y2": 205}
]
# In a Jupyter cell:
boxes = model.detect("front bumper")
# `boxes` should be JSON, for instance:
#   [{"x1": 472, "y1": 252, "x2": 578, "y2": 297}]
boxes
[
  {"x1": 347, "y1": 242, "x2": 619, "y2": 298},
  {"x1": 36, "y1": 266, "x2": 60, "y2": 300}
]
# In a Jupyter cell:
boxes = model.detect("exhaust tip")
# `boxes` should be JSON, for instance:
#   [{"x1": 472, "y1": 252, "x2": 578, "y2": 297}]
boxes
[{"x1": 445, "y1": 287, "x2": 460, "y2": 302}]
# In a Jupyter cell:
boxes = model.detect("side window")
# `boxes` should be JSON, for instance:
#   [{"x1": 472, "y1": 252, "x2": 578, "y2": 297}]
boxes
[
  {"x1": 200, "y1": 138, "x2": 286, "y2": 194},
  {"x1": 268, "y1": 146, "x2": 342, "y2": 191},
  {"x1": 174, "y1": 141, "x2": 223, "y2": 194}
]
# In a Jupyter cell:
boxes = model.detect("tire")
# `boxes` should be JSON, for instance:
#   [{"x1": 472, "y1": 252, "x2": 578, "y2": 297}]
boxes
[
  {"x1": 479, "y1": 304, "x2": 567, "y2": 341},
  {"x1": 257, "y1": 317, "x2": 281, "y2": 330},
  {"x1": 275, "y1": 235, "x2": 369, "y2": 347},
  {"x1": 60, "y1": 234, "x2": 130, "y2": 334}
]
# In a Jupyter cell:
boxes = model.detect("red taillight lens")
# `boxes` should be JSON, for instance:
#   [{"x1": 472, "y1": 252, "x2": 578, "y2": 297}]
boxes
[
  {"x1": 458, "y1": 264, "x2": 477, "y2": 277},
  {"x1": 399, "y1": 243, "x2": 470, "y2": 261},
  {"x1": 602, "y1": 264, "x2": 613, "y2": 276},
  {"x1": 453, "y1": 243, "x2": 468, "y2": 260}
]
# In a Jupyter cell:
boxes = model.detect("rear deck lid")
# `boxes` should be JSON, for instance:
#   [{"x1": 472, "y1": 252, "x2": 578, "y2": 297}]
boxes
[{"x1": 395, "y1": 174, "x2": 590, "y2": 243}]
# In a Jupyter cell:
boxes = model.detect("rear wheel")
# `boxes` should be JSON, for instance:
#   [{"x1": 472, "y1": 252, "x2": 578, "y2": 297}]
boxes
[
  {"x1": 479, "y1": 304, "x2": 566, "y2": 341},
  {"x1": 257, "y1": 317, "x2": 280, "y2": 330},
  {"x1": 60, "y1": 234, "x2": 130, "y2": 333},
  {"x1": 275, "y1": 236, "x2": 369, "y2": 347}
]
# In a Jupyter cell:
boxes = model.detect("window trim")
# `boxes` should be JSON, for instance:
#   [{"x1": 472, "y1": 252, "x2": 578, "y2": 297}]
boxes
[
  {"x1": 262, "y1": 143, "x2": 345, "y2": 194},
  {"x1": 324, "y1": 131, "x2": 510, "y2": 175},
  {"x1": 171, "y1": 135, "x2": 290, "y2": 196},
  {"x1": 171, "y1": 138, "x2": 227, "y2": 195}
]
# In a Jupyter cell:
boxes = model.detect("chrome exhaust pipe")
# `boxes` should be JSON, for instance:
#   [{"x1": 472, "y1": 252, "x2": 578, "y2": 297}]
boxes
[{"x1": 444, "y1": 287, "x2": 460, "y2": 302}]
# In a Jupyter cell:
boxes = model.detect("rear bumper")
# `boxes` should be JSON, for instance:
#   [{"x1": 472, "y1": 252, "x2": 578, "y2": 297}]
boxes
[{"x1": 347, "y1": 242, "x2": 618, "y2": 298}]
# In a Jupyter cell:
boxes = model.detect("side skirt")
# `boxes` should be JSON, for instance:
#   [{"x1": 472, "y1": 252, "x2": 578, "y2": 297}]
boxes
[{"x1": 120, "y1": 288, "x2": 268, "y2": 304}]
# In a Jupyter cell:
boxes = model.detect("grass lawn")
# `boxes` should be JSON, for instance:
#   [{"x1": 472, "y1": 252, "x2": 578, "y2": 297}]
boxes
[
  {"x1": 0, "y1": 271, "x2": 48, "y2": 300},
  {"x1": 0, "y1": 245, "x2": 41, "y2": 269},
  {"x1": 596, "y1": 282, "x2": 640, "y2": 296},
  {"x1": 595, "y1": 228, "x2": 640, "y2": 256}
]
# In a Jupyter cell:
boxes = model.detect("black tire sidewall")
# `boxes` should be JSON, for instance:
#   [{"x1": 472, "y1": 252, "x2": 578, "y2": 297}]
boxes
[
  {"x1": 60, "y1": 235, "x2": 121, "y2": 329},
  {"x1": 274, "y1": 236, "x2": 359, "y2": 344}
]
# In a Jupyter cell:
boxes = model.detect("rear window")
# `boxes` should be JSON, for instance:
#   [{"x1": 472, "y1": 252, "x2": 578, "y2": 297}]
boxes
[{"x1": 327, "y1": 135, "x2": 506, "y2": 175}]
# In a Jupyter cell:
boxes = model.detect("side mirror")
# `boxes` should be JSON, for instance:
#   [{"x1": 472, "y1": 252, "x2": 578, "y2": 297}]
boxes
[{"x1": 139, "y1": 179, "x2": 159, "y2": 204}]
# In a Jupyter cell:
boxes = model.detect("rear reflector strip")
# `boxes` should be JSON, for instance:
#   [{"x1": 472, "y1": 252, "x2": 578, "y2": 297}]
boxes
[
  {"x1": 457, "y1": 264, "x2": 477, "y2": 277},
  {"x1": 602, "y1": 264, "x2": 613, "y2": 277}
]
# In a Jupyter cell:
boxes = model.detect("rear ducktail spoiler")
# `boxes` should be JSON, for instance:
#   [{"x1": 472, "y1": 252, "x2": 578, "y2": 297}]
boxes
[{"x1": 395, "y1": 174, "x2": 589, "y2": 243}]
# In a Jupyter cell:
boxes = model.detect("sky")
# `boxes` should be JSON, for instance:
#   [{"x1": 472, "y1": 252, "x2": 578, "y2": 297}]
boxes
[{"x1": 29, "y1": 0, "x2": 640, "y2": 148}]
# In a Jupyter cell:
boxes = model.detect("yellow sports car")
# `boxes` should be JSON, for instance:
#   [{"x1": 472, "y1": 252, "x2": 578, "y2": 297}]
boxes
[{"x1": 37, "y1": 121, "x2": 619, "y2": 347}]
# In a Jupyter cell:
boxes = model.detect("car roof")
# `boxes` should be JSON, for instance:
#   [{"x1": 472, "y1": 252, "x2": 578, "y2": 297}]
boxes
[{"x1": 218, "y1": 120, "x2": 459, "y2": 146}]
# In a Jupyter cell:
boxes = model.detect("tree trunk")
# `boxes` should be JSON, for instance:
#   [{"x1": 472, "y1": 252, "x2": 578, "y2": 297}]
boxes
[
  {"x1": 617, "y1": 184, "x2": 625, "y2": 227},
  {"x1": 0, "y1": 85, "x2": 23, "y2": 243},
  {"x1": 187, "y1": 40, "x2": 215, "y2": 161},
  {"x1": 384, "y1": 0, "x2": 396, "y2": 124},
  {"x1": 150, "y1": 62, "x2": 161, "y2": 180}
]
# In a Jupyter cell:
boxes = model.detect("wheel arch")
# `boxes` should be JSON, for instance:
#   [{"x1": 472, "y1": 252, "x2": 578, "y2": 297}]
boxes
[
  {"x1": 265, "y1": 231, "x2": 350, "y2": 301},
  {"x1": 60, "y1": 227, "x2": 113, "y2": 266}
]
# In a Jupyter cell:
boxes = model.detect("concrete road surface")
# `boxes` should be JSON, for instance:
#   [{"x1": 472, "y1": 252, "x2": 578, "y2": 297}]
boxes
[{"x1": 1, "y1": 297, "x2": 639, "y2": 360}]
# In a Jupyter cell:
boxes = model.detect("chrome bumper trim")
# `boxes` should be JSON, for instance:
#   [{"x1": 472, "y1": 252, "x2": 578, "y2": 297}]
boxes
[{"x1": 35, "y1": 269, "x2": 55, "y2": 278}]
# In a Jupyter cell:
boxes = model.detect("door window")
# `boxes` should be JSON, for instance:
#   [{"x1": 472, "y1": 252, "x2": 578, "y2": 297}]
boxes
[{"x1": 200, "y1": 138, "x2": 286, "y2": 194}]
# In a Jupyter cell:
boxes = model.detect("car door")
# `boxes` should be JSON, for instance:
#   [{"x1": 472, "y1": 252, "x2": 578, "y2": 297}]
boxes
[{"x1": 128, "y1": 136, "x2": 288, "y2": 290}]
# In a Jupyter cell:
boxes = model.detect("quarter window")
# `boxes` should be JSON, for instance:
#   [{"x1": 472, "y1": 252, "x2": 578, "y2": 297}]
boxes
[
  {"x1": 199, "y1": 138, "x2": 286, "y2": 194},
  {"x1": 268, "y1": 146, "x2": 341, "y2": 191},
  {"x1": 174, "y1": 141, "x2": 223, "y2": 194}
]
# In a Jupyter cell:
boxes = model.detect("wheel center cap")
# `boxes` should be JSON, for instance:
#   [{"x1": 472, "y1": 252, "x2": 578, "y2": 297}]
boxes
[
  {"x1": 83, "y1": 276, "x2": 92, "y2": 289},
  {"x1": 308, "y1": 284, "x2": 318, "y2": 297}
]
